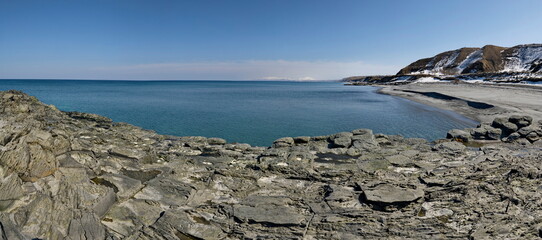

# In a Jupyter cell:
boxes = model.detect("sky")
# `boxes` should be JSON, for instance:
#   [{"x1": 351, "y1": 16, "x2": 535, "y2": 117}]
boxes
[{"x1": 1, "y1": 0, "x2": 541, "y2": 80}]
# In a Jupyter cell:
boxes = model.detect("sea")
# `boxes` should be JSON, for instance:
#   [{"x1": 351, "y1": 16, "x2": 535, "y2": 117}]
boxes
[{"x1": 0, "y1": 80, "x2": 477, "y2": 146}]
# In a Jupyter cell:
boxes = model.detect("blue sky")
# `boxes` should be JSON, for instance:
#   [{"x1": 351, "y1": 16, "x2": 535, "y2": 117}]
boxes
[{"x1": 1, "y1": 0, "x2": 541, "y2": 80}]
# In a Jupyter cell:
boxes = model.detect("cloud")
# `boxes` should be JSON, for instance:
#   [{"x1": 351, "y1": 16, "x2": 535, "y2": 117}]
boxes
[{"x1": 1, "y1": 60, "x2": 400, "y2": 80}]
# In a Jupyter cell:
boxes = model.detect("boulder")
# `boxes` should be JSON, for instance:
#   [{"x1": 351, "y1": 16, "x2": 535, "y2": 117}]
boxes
[
  {"x1": 492, "y1": 118, "x2": 518, "y2": 136},
  {"x1": 504, "y1": 132, "x2": 521, "y2": 142},
  {"x1": 332, "y1": 132, "x2": 354, "y2": 139},
  {"x1": 273, "y1": 137, "x2": 295, "y2": 148},
  {"x1": 352, "y1": 128, "x2": 373, "y2": 135},
  {"x1": 293, "y1": 136, "x2": 310, "y2": 144},
  {"x1": 517, "y1": 126, "x2": 538, "y2": 137},
  {"x1": 446, "y1": 129, "x2": 471, "y2": 142},
  {"x1": 207, "y1": 137, "x2": 227, "y2": 145},
  {"x1": 333, "y1": 137, "x2": 352, "y2": 148},
  {"x1": 509, "y1": 115, "x2": 533, "y2": 128},
  {"x1": 350, "y1": 131, "x2": 379, "y2": 151},
  {"x1": 472, "y1": 127, "x2": 488, "y2": 139},
  {"x1": 486, "y1": 127, "x2": 503, "y2": 140},
  {"x1": 526, "y1": 132, "x2": 540, "y2": 142}
]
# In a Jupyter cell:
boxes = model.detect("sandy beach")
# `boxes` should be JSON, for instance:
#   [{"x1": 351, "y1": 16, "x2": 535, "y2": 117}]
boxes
[{"x1": 377, "y1": 82, "x2": 542, "y2": 123}]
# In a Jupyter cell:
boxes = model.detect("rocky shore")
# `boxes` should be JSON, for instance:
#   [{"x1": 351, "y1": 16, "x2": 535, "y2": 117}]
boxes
[{"x1": 1, "y1": 90, "x2": 542, "y2": 239}]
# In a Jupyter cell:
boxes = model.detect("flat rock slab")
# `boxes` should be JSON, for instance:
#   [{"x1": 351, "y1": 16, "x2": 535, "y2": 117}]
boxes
[
  {"x1": 362, "y1": 184, "x2": 424, "y2": 204},
  {"x1": 233, "y1": 204, "x2": 306, "y2": 226}
]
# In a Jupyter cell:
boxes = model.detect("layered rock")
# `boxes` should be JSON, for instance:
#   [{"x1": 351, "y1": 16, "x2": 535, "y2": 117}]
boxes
[{"x1": 1, "y1": 90, "x2": 542, "y2": 239}]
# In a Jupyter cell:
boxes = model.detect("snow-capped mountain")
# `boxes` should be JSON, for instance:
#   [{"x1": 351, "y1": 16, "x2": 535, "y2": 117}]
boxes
[{"x1": 398, "y1": 44, "x2": 542, "y2": 75}]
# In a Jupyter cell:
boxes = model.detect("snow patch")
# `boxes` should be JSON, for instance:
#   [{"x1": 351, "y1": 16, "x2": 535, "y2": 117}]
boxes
[
  {"x1": 415, "y1": 77, "x2": 444, "y2": 83},
  {"x1": 433, "y1": 50, "x2": 460, "y2": 72},
  {"x1": 456, "y1": 49, "x2": 483, "y2": 74},
  {"x1": 503, "y1": 45, "x2": 542, "y2": 72}
]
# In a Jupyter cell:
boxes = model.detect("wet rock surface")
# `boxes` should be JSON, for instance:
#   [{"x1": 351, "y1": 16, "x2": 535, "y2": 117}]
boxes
[{"x1": 1, "y1": 90, "x2": 542, "y2": 239}]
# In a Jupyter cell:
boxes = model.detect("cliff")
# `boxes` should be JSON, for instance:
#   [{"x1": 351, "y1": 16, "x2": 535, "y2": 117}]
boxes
[{"x1": 1, "y1": 90, "x2": 542, "y2": 239}]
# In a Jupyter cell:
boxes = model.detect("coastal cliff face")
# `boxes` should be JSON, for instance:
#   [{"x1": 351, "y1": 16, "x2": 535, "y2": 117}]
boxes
[
  {"x1": 398, "y1": 44, "x2": 542, "y2": 75},
  {"x1": 1, "y1": 90, "x2": 542, "y2": 239}
]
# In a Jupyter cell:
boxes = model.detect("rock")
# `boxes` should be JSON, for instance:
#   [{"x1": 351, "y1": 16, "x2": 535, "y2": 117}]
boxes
[
  {"x1": 233, "y1": 204, "x2": 306, "y2": 226},
  {"x1": 144, "y1": 210, "x2": 226, "y2": 239},
  {"x1": 509, "y1": 115, "x2": 533, "y2": 128},
  {"x1": 333, "y1": 137, "x2": 352, "y2": 148},
  {"x1": 504, "y1": 132, "x2": 521, "y2": 142},
  {"x1": 526, "y1": 132, "x2": 540, "y2": 142},
  {"x1": 350, "y1": 131, "x2": 379, "y2": 151},
  {"x1": 386, "y1": 155, "x2": 413, "y2": 166},
  {"x1": 446, "y1": 129, "x2": 471, "y2": 142},
  {"x1": 109, "y1": 147, "x2": 145, "y2": 160},
  {"x1": 432, "y1": 141, "x2": 466, "y2": 156},
  {"x1": 2, "y1": 90, "x2": 542, "y2": 239},
  {"x1": 66, "y1": 212, "x2": 106, "y2": 240},
  {"x1": 359, "y1": 159, "x2": 390, "y2": 173},
  {"x1": 419, "y1": 202, "x2": 454, "y2": 218},
  {"x1": 134, "y1": 177, "x2": 194, "y2": 206},
  {"x1": 492, "y1": 118, "x2": 518, "y2": 136},
  {"x1": 471, "y1": 127, "x2": 488, "y2": 139},
  {"x1": 273, "y1": 137, "x2": 294, "y2": 148},
  {"x1": 517, "y1": 126, "x2": 538, "y2": 137},
  {"x1": 332, "y1": 132, "x2": 354, "y2": 139},
  {"x1": 352, "y1": 128, "x2": 373, "y2": 135},
  {"x1": 0, "y1": 173, "x2": 24, "y2": 210},
  {"x1": 293, "y1": 136, "x2": 310, "y2": 144},
  {"x1": 97, "y1": 173, "x2": 143, "y2": 201},
  {"x1": 486, "y1": 127, "x2": 503, "y2": 140},
  {"x1": 0, "y1": 213, "x2": 25, "y2": 240},
  {"x1": 361, "y1": 183, "x2": 424, "y2": 205},
  {"x1": 207, "y1": 137, "x2": 227, "y2": 145}
]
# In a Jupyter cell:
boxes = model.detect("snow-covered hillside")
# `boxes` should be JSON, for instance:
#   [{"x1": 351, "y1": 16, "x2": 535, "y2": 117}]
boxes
[
  {"x1": 399, "y1": 44, "x2": 542, "y2": 75},
  {"x1": 503, "y1": 44, "x2": 542, "y2": 73}
]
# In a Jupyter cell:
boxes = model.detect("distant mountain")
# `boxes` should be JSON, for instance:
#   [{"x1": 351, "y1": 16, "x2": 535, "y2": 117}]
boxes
[{"x1": 398, "y1": 44, "x2": 542, "y2": 75}]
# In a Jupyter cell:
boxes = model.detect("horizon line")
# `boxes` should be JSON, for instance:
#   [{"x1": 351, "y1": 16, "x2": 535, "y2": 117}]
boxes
[{"x1": 0, "y1": 78, "x2": 342, "y2": 82}]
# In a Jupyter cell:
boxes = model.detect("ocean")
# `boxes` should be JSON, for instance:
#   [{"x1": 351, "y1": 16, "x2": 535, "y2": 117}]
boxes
[{"x1": 0, "y1": 80, "x2": 477, "y2": 146}]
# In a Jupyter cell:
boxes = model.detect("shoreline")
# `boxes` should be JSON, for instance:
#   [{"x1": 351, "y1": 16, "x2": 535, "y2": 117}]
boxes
[
  {"x1": 370, "y1": 82, "x2": 542, "y2": 123},
  {"x1": 2, "y1": 90, "x2": 542, "y2": 239}
]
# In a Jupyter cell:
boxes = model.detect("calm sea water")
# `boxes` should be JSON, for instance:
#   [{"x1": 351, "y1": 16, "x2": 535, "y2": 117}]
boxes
[{"x1": 0, "y1": 80, "x2": 477, "y2": 146}]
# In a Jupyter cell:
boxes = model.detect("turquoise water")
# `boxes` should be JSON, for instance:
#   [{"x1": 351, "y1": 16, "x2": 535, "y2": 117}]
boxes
[{"x1": 0, "y1": 80, "x2": 477, "y2": 146}]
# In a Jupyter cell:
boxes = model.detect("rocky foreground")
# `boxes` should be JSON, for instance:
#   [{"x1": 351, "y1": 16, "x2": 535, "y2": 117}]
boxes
[{"x1": 1, "y1": 90, "x2": 542, "y2": 239}]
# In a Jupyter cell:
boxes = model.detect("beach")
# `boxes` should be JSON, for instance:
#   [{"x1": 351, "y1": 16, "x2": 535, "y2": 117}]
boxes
[{"x1": 376, "y1": 82, "x2": 542, "y2": 123}]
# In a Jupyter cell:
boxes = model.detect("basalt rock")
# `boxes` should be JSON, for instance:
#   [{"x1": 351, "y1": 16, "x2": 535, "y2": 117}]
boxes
[{"x1": 1, "y1": 90, "x2": 542, "y2": 239}]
